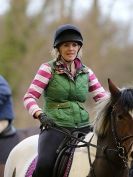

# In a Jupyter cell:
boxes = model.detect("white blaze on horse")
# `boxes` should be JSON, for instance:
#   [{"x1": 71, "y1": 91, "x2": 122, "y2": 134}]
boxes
[{"x1": 4, "y1": 79, "x2": 133, "y2": 177}]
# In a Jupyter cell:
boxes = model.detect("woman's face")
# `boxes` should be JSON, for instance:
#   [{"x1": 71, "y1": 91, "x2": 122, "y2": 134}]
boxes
[{"x1": 58, "y1": 42, "x2": 80, "y2": 62}]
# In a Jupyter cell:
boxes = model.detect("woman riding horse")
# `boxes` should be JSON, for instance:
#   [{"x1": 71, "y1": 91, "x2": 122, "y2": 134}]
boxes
[
  {"x1": 4, "y1": 79, "x2": 133, "y2": 177},
  {"x1": 23, "y1": 24, "x2": 108, "y2": 177}
]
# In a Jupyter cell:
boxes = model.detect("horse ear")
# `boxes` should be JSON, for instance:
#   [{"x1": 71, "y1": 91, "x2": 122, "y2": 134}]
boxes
[{"x1": 108, "y1": 78, "x2": 120, "y2": 98}]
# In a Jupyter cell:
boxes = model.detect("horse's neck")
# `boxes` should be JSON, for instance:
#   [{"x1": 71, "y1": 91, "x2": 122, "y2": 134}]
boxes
[
  {"x1": 91, "y1": 158, "x2": 128, "y2": 177},
  {"x1": 91, "y1": 136, "x2": 129, "y2": 177}
]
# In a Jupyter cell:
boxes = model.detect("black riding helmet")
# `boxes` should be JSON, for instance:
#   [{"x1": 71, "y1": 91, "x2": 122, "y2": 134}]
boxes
[{"x1": 53, "y1": 24, "x2": 83, "y2": 48}]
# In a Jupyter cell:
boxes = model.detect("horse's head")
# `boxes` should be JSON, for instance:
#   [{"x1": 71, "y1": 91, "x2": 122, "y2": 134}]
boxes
[
  {"x1": 94, "y1": 79, "x2": 133, "y2": 168},
  {"x1": 108, "y1": 79, "x2": 133, "y2": 167}
]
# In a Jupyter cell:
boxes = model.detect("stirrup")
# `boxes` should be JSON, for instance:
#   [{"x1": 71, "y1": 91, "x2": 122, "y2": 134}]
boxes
[{"x1": 0, "y1": 123, "x2": 16, "y2": 137}]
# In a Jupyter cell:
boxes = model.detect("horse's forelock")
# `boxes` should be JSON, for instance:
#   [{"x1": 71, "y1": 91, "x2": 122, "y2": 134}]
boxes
[{"x1": 120, "y1": 88, "x2": 133, "y2": 111}]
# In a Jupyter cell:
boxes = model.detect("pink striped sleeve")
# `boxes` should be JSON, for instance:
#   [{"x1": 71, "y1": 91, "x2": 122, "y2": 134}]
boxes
[
  {"x1": 23, "y1": 63, "x2": 52, "y2": 117},
  {"x1": 88, "y1": 68, "x2": 108, "y2": 102}
]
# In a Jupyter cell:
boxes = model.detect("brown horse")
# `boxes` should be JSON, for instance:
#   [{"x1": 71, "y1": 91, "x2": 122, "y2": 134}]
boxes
[
  {"x1": 0, "y1": 126, "x2": 39, "y2": 177},
  {"x1": 88, "y1": 79, "x2": 133, "y2": 177}
]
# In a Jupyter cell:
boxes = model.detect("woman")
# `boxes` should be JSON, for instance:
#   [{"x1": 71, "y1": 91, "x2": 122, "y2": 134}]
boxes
[{"x1": 23, "y1": 24, "x2": 107, "y2": 177}]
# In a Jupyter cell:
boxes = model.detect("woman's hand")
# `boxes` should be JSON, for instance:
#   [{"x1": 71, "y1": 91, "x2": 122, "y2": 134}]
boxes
[{"x1": 38, "y1": 113, "x2": 55, "y2": 129}]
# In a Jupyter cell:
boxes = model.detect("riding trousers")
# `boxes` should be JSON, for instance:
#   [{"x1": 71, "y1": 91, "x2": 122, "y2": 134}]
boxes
[{"x1": 32, "y1": 126, "x2": 90, "y2": 177}]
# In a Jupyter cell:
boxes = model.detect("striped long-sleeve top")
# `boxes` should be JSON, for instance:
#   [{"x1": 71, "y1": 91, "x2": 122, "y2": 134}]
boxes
[{"x1": 24, "y1": 58, "x2": 107, "y2": 117}]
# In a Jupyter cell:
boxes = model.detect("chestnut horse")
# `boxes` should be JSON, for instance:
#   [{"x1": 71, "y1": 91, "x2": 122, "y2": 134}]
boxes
[{"x1": 4, "y1": 79, "x2": 133, "y2": 177}]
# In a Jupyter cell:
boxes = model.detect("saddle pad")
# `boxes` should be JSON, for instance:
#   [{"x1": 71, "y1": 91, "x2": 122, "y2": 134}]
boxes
[
  {"x1": 25, "y1": 156, "x2": 37, "y2": 177},
  {"x1": 25, "y1": 154, "x2": 72, "y2": 177},
  {"x1": 63, "y1": 149, "x2": 75, "y2": 177},
  {"x1": 25, "y1": 150, "x2": 74, "y2": 177}
]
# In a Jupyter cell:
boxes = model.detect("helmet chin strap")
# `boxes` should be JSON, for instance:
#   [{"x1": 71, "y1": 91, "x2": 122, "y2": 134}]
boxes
[{"x1": 61, "y1": 56, "x2": 74, "y2": 63}]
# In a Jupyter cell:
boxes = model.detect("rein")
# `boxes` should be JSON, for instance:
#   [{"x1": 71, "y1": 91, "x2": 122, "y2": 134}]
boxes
[
  {"x1": 51, "y1": 125, "x2": 98, "y2": 177},
  {"x1": 51, "y1": 125, "x2": 96, "y2": 148}
]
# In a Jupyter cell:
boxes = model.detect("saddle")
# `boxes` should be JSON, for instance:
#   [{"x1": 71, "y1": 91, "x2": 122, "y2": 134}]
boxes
[
  {"x1": 52, "y1": 131, "x2": 86, "y2": 177},
  {"x1": 0, "y1": 123, "x2": 16, "y2": 138}
]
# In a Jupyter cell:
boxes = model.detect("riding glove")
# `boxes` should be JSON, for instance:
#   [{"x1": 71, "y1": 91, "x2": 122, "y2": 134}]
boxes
[{"x1": 38, "y1": 113, "x2": 55, "y2": 129}]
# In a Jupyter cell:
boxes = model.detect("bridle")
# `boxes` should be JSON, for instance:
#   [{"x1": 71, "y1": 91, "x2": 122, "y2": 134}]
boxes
[
  {"x1": 88, "y1": 104, "x2": 133, "y2": 177},
  {"x1": 110, "y1": 104, "x2": 133, "y2": 168}
]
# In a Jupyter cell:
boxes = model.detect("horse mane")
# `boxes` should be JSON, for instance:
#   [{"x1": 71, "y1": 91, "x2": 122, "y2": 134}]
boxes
[
  {"x1": 93, "y1": 96, "x2": 111, "y2": 137},
  {"x1": 93, "y1": 87, "x2": 133, "y2": 137}
]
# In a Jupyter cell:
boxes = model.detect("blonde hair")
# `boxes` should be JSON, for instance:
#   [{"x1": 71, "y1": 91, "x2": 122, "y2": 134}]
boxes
[{"x1": 51, "y1": 48, "x2": 60, "y2": 59}]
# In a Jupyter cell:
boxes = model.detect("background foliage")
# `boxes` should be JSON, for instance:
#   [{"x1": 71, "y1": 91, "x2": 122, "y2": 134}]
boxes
[{"x1": 0, "y1": 0, "x2": 133, "y2": 128}]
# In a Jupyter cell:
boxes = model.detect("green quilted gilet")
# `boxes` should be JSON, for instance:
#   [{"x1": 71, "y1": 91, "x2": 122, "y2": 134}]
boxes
[{"x1": 43, "y1": 60, "x2": 90, "y2": 128}]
